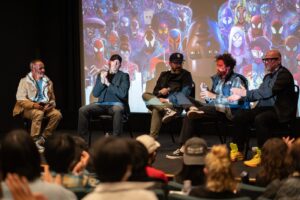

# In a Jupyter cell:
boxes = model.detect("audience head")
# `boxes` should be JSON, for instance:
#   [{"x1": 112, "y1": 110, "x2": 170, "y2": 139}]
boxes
[
  {"x1": 183, "y1": 137, "x2": 208, "y2": 166},
  {"x1": 175, "y1": 137, "x2": 207, "y2": 186},
  {"x1": 169, "y1": 52, "x2": 184, "y2": 74},
  {"x1": 126, "y1": 139, "x2": 149, "y2": 181},
  {"x1": 289, "y1": 138, "x2": 300, "y2": 173},
  {"x1": 258, "y1": 137, "x2": 289, "y2": 184},
  {"x1": 0, "y1": 129, "x2": 41, "y2": 181},
  {"x1": 44, "y1": 134, "x2": 76, "y2": 173},
  {"x1": 204, "y1": 145, "x2": 237, "y2": 192},
  {"x1": 136, "y1": 134, "x2": 160, "y2": 164},
  {"x1": 92, "y1": 137, "x2": 132, "y2": 182}
]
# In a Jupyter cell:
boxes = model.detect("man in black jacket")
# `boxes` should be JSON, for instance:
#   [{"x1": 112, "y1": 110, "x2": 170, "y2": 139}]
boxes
[
  {"x1": 228, "y1": 49, "x2": 296, "y2": 167},
  {"x1": 142, "y1": 53, "x2": 193, "y2": 138}
]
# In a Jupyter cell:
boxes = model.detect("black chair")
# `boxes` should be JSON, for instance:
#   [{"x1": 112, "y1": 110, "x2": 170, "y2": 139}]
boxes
[
  {"x1": 244, "y1": 84, "x2": 299, "y2": 157},
  {"x1": 88, "y1": 114, "x2": 134, "y2": 146},
  {"x1": 23, "y1": 116, "x2": 49, "y2": 133}
]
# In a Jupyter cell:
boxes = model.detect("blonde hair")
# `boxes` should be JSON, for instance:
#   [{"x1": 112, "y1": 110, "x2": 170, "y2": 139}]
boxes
[{"x1": 205, "y1": 145, "x2": 237, "y2": 192}]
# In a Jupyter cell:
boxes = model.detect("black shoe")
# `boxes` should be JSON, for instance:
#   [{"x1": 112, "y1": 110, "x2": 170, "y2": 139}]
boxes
[{"x1": 166, "y1": 148, "x2": 183, "y2": 159}]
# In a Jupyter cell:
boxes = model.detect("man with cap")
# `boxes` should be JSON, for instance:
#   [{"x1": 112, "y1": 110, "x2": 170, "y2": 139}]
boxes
[
  {"x1": 142, "y1": 52, "x2": 194, "y2": 138},
  {"x1": 136, "y1": 134, "x2": 168, "y2": 183},
  {"x1": 228, "y1": 49, "x2": 296, "y2": 167}
]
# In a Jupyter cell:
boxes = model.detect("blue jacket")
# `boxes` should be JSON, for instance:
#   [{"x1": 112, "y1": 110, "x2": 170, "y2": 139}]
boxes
[
  {"x1": 92, "y1": 70, "x2": 130, "y2": 116},
  {"x1": 209, "y1": 71, "x2": 249, "y2": 119}
]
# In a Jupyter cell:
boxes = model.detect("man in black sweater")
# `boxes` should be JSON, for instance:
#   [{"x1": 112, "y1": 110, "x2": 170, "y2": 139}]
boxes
[{"x1": 142, "y1": 53, "x2": 194, "y2": 138}]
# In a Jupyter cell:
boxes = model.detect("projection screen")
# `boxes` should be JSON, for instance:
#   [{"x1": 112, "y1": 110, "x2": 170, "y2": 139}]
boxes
[{"x1": 81, "y1": 0, "x2": 300, "y2": 114}]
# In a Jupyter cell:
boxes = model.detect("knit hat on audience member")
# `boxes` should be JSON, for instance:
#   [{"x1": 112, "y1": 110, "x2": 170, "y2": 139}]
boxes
[
  {"x1": 183, "y1": 137, "x2": 208, "y2": 165},
  {"x1": 136, "y1": 134, "x2": 161, "y2": 154}
]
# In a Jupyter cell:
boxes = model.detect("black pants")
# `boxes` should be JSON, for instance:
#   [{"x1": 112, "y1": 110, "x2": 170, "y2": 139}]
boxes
[
  {"x1": 179, "y1": 106, "x2": 229, "y2": 145},
  {"x1": 232, "y1": 107, "x2": 279, "y2": 150}
]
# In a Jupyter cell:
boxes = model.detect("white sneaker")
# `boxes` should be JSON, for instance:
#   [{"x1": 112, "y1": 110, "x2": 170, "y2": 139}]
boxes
[
  {"x1": 162, "y1": 108, "x2": 177, "y2": 123},
  {"x1": 33, "y1": 136, "x2": 45, "y2": 153},
  {"x1": 187, "y1": 107, "x2": 204, "y2": 119},
  {"x1": 35, "y1": 141, "x2": 45, "y2": 153}
]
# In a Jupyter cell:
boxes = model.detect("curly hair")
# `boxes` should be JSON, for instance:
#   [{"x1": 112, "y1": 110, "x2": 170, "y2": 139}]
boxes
[
  {"x1": 289, "y1": 138, "x2": 300, "y2": 173},
  {"x1": 256, "y1": 138, "x2": 289, "y2": 186},
  {"x1": 205, "y1": 145, "x2": 237, "y2": 192},
  {"x1": 215, "y1": 53, "x2": 236, "y2": 70}
]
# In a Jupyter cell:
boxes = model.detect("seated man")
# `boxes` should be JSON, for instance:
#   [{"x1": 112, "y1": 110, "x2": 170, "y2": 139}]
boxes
[
  {"x1": 142, "y1": 53, "x2": 194, "y2": 138},
  {"x1": 167, "y1": 53, "x2": 248, "y2": 159},
  {"x1": 229, "y1": 49, "x2": 296, "y2": 167},
  {"x1": 78, "y1": 54, "x2": 130, "y2": 139},
  {"x1": 13, "y1": 59, "x2": 62, "y2": 152}
]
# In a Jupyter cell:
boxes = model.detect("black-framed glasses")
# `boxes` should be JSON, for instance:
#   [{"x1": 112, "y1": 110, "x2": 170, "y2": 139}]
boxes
[{"x1": 262, "y1": 57, "x2": 279, "y2": 63}]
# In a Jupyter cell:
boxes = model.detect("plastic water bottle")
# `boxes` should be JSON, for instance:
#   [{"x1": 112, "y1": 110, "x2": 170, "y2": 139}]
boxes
[{"x1": 200, "y1": 82, "x2": 208, "y2": 92}]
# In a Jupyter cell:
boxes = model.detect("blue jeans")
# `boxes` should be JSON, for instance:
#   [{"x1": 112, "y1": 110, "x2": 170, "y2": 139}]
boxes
[{"x1": 78, "y1": 103, "x2": 124, "y2": 137}]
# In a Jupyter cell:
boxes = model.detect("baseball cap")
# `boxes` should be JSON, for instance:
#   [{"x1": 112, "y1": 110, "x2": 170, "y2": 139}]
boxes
[
  {"x1": 169, "y1": 53, "x2": 184, "y2": 63},
  {"x1": 183, "y1": 137, "x2": 208, "y2": 165},
  {"x1": 136, "y1": 134, "x2": 160, "y2": 154}
]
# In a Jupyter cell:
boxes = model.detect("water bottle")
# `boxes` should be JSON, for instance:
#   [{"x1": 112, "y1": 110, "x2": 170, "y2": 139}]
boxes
[
  {"x1": 200, "y1": 82, "x2": 208, "y2": 92},
  {"x1": 182, "y1": 180, "x2": 192, "y2": 194}
]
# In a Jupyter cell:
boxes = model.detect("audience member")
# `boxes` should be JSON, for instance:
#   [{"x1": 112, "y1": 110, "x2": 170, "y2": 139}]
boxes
[
  {"x1": 127, "y1": 139, "x2": 152, "y2": 182},
  {"x1": 0, "y1": 129, "x2": 76, "y2": 200},
  {"x1": 142, "y1": 52, "x2": 194, "y2": 138},
  {"x1": 189, "y1": 145, "x2": 240, "y2": 199},
  {"x1": 255, "y1": 138, "x2": 289, "y2": 187},
  {"x1": 43, "y1": 134, "x2": 94, "y2": 189},
  {"x1": 136, "y1": 134, "x2": 168, "y2": 183},
  {"x1": 174, "y1": 137, "x2": 207, "y2": 186},
  {"x1": 83, "y1": 137, "x2": 157, "y2": 200},
  {"x1": 13, "y1": 59, "x2": 62, "y2": 152},
  {"x1": 229, "y1": 49, "x2": 296, "y2": 167},
  {"x1": 78, "y1": 54, "x2": 130, "y2": 139},
  {"x1": 258, "y1": 138, "x2": 300, "y2": 200},
  {"x1": 6, "y1": 173, "x2": 47, "y2": 200}
]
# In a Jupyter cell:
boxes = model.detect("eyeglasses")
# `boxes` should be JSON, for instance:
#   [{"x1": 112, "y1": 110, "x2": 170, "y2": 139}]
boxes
[{"x1": 262, "y1": 57, "x2": 279, "y2": 63}]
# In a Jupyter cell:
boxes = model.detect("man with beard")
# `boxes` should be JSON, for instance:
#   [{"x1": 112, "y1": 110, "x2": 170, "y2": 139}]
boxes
[
  {"x1": 13, "y1": 59, "x2": 62, "y2": 153},
  {"x1": 166, "y1": 53, "x2": 248, "y2": 159},
  {"x1": 78, "y1": 54, "x2": 130, "y2": 139},
  {"x1": 142, "y1": 53, "x2": 193, "y2": 139}
]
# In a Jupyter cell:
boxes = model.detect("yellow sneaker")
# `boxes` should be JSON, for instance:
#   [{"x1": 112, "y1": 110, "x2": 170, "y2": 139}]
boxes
[
  {"x1": 230, "y1": 143, "x2": 244, "y2": 161},
  {"x1": 244, "y1": 147, "x2": 261, "y2": 167}
]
